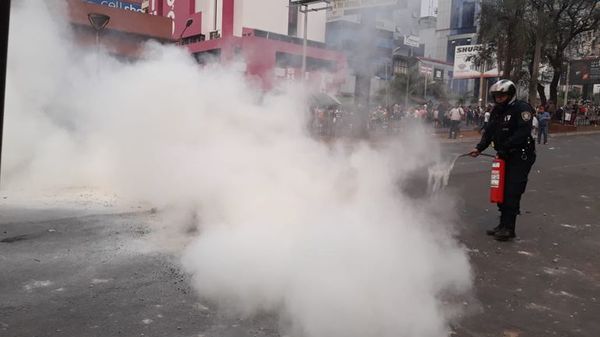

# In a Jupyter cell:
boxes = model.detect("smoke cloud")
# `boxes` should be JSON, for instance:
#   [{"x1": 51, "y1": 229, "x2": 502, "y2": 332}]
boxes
[{"x1": 3, "y1": 1, "x2": 472, "y2": 337}]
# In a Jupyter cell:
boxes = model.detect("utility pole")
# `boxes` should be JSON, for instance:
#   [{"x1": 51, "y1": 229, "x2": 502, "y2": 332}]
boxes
[
  {"x1": 293, "y1": 0, "x2": 330, "y2": 81},
  {"x1": 1, "y1": 0, "x2": 11, "y2": 185},
  {"x1": 301, "y1": 3, "x2": 308, "y2": 79}
]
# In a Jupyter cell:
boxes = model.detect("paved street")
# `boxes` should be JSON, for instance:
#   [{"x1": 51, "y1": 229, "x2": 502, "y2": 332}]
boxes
[
  {"x1": 446, "y1": 133, "x2": 600, "y2": 337},
  {"x1": 1, "y1": 133, "x2": 599, "y2": 337}
]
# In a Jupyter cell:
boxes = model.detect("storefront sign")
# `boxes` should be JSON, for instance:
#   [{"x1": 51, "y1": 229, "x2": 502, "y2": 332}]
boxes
[
  {"x1": 569, "y1": 58, "x2": 600, "y2": 85},
  {"x1": 453, "y1": 44, "x2": 499, "y2": 79},
  {"x1": 433, "y1": 68, "x2": 444, "y2": 81},
  {"x1": 404, "y1": 35, "x2": 420, "y2": 48},
  {"x1": 85, "y1": 0, "x2": 144, "y2": 12}
]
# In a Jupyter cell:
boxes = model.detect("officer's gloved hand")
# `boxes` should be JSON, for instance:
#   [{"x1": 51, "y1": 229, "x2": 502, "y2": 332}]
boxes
[{"x1": 496, "y1": 149, "x2": 509, "y2": 159}]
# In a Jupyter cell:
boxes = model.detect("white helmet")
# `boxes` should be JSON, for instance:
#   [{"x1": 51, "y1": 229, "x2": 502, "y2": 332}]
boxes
[{"x1": 489, "y1": 79, "x2": 516, "y2": 104}]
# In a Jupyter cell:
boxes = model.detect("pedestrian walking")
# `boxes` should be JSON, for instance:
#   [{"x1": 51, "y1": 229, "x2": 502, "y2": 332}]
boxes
[
  {"x1": 469, "y1": 79, "x2": 536, "y2": 241},
  {"x1": 537, "y1": 105, "x2": 551, "y2": 144},
  {"x1": 480, "y1": 105, "x2": 491, "y2": 133},
  {"x1": 448, "y1": 104, "x2": 464, "y2": 139}
]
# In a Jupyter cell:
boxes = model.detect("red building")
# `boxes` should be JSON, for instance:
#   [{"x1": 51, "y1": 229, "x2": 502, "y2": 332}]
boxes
[
  {"x1": 148, "y1": 0, "x2": 346, "y2": 90},
  {"x1": 67, "y1": 0, "x2": 173, "y2": 58},
  {"x1": 67, "y1": 0, "x2": 345, "y2": 90}
]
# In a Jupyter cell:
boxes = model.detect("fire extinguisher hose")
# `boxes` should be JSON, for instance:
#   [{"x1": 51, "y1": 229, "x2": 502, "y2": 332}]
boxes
[{"x1": 457, "y1": 152, "x2": 496, "y2": 159}]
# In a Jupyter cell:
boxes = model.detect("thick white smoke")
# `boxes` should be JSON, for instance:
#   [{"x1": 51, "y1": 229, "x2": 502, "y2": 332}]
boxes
[{"x1": 3, "y1": 1, "x2": 472, "y2": 337}]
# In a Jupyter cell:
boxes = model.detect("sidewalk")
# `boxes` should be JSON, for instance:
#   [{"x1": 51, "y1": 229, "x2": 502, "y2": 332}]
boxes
[{"x1": 434, "y1": 124, "x2": 600, "y2": 143}]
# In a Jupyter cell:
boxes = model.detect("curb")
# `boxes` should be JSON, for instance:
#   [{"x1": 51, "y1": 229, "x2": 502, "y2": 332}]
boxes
[
  {"x1": 547, "y1": 130, "x2": 600, "y2": 137},
  {"x1": 436, "y1": 129, "x2": 600, "y2": 144}
]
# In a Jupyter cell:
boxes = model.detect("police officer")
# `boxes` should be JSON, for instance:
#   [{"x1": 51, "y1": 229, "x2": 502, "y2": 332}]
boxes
[{"x1": 469, "y1": 80, "x2": 536, "y2": 241}]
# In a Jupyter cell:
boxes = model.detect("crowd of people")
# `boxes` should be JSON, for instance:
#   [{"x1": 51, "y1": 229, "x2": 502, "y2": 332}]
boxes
[
  {"x1": 309, "y1": 99, "x2": 600, "y2": 140},
  {"x1": 552, "y1": 101, "x2": 600, "y2": 126}
]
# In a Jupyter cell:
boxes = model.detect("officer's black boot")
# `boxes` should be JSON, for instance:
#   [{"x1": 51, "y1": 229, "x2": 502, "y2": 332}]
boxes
[
  {"x1": 486, "y1": 225, "x2": 503, "y2": 236},
  {"x1": 494, "y1": 228, "x2": 516, "y2": 241}
]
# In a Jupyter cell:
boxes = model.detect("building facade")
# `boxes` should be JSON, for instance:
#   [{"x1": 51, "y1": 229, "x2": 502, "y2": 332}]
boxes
[
  {"x1": 71, "y1": 0, "x2": 173, "y2": 57},
  {"x1": 77, "y1": 0, "x2": 344, "y2": 90},
  {"x1": 144, "y1": 0, "x2": 344, "y2": 89},
  {"x1": 435, "y1": 0, "x2": 480, "y2": 96}
]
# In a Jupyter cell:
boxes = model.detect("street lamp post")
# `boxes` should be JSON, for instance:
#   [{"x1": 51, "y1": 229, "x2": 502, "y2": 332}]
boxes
[
  {"x1": 292, "y1": 0, "x2": 330, "y2": 81},
  {"x1": 88, "y1": 13, "x2": 110, "y2": 74},
  {"x1": 88, "y1": 13, "x2": 111, "y2": 47},
  {"x1": 178, "y1": 18, "x2": 194, "y2": 45}
]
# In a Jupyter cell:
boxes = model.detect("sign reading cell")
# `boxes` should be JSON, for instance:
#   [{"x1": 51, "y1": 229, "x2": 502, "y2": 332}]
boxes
[{"x1": 85, "y1": 0, "x2": 144, "y2": 12}]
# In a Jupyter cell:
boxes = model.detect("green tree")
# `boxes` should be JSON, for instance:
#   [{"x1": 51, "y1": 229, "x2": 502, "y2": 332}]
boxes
[
  {"x1": 377, "y1": 67, "x2": 434, "y2": 106},
  {"x1": 543, "y1": 0, "x2": 599, "y2": 105},
  {"x1": 479, "y1": 0, "x2": 533, "y2": 81},
  {"x1": 478, "y1": 0, "x2": 599, "y2": 106}
]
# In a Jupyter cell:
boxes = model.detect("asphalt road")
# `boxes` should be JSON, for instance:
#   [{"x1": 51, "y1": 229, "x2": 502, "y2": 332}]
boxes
[
  {"x1": 446, "y1": 133, "x2": 600, "y2": 337},
  {"x1": 1, "y1": 133, "x2": 599, "y2": 337}
]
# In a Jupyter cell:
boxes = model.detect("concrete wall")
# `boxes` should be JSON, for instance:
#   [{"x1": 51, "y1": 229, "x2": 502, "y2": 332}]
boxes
[
  {"x1": 195, "y1": 0, "x2": 219, "y2": 37},
  {"x1": 240, "y1": 0, "x2": 288, "y2": 36},
  {"x1": 196, "y1": 0, "x2": 326, "y2": 41},
  {"x1": 434, "y1": 0, "x2": 450, "y2": 61}
]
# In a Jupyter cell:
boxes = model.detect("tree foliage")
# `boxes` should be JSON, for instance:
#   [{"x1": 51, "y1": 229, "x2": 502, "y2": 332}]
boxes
[
  {"x1": 542, "y1": 0, "x2": 599, "y2": 104},
  {"x1": 377, "y1": 66, "x2": 449, "y2": 106},
  {"x1": 478, "y1": 0, "x2": 599, "y2": 105}
]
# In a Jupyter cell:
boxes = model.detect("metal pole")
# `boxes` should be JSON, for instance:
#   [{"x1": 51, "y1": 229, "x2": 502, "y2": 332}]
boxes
[
  {"x1": 479, "y1": 61, "x2": 485, "y2": 108},
  {"x1": 301, "y1": 4, "x2": 308, "y2": 80},
  {"x1": 424, "y1": 73, "x2": 427, "y2": 99},
  {"x1": 404, "y1": 47, "x2": 411, "y2": 108},
  {"x1": 95, "y1": 31, "x2": 100, "y2": 75},
  {"x1": 1, "y1": 0, "x2": 11, "y2": 185},
  {"x1": 385, "y1": 62, "x2": 389, "y2": 107},
  {"x1": 563, "y1": 61, "x2": 570, "y2": 124},
  {"x1": 485, "y1": 78, "x2": 489, "y2": 106}
]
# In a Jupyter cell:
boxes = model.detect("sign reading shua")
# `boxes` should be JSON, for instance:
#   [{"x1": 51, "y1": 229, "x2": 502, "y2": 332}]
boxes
[
  {"x1": 455, "y1": 45, "x2": 484, "y2": 54},
  {"x1": 453, "y1": 44, "x2": 500, "y2": 79}
]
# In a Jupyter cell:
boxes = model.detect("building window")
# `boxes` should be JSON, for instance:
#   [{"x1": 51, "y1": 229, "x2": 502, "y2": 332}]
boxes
[
  {"x1": 394, "y1": 59, "x2": 408, "y2": 75},
  {"x1": 181, "y1": 34, "x2": 205, "y2": 45},
  {"x1": 194, "y1": 49, "x2": 222, "y2": 65},
  {"x1": 451, "y1": 0, "x2": 477, "y2": 32},
  {"x1": 275, "y1": 52, "x2": 336, "y2": 72},
  {"x1": 462, "y1": 1, "x2": 475, "y2": 28}
]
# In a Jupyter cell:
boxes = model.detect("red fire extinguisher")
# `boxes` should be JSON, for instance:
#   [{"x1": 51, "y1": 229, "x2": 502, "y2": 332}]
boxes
[{"x1": 490, "y1": 156, "x2": 505, "y2": 203}]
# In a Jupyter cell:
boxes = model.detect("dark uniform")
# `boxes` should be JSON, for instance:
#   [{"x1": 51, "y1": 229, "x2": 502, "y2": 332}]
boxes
[{"x1": 476, "y1": 99, "x2": 536, "y2": 239}]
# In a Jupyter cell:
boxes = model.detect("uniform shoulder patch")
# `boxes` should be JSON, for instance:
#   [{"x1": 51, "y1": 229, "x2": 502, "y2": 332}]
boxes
[{"x1": 521, "y1": 111, "x2": 532, "y2": 121}]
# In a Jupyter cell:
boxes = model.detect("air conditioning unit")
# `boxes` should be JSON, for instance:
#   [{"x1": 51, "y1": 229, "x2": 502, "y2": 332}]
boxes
[{"x1": 210, "y1": 31, "x2": 221, "y2": 39}]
